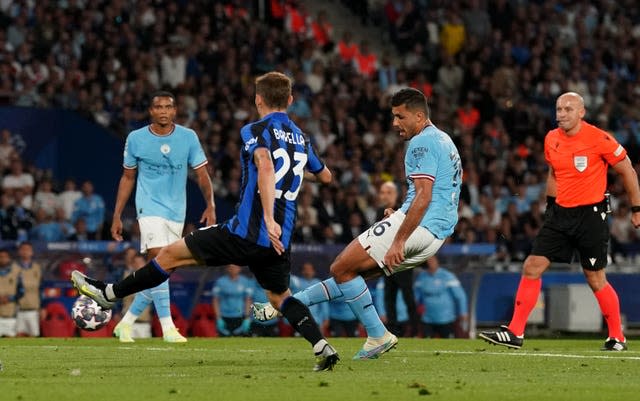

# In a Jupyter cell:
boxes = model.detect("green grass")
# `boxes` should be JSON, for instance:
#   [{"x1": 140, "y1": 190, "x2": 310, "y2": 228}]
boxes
[{"x1": 1, "y1": 337, "x2": 638, "y2": 401}]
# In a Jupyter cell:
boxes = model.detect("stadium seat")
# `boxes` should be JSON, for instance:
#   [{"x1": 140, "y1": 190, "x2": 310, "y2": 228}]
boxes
[
  {"x1": 40, "y1": 302, "x2": 76, "y2": 337},
  {"x1": 151, "y1": 303, "x2": 189, "y2": 337},
  {"x1": 57, "y1": 259, "x2": 87, "y2": 280},
  {"x1": 277, "y1": 319, "x2": 295, "y2": 337},
  {"x1": 189, "y1": 303, "x2": 217, "y2": 337}
]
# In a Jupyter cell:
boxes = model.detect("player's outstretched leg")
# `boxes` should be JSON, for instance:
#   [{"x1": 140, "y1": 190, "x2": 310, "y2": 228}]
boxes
[
  {"x1": 338, "y1": 275, "x2": 398, "y2": 359},
  {"x1": 71, "y1": 271, "x2": 116, "y2": 309},
  {"x1": 71, "y1": 259, "x2": 171, "y2": 309}
]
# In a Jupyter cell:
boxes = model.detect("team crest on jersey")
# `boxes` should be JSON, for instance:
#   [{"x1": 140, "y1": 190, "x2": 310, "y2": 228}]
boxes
[
  {"x1": 574, "y1": 156, "x2": 587, "y2": 172},
  {"x1": 160, "y1": 144, "x2": 171, "y2": 154}
]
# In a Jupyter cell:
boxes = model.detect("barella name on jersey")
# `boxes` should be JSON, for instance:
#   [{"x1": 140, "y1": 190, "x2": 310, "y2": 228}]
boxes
[{"x1": 273, "y1": 128, "x2": 304, "y2": 145}]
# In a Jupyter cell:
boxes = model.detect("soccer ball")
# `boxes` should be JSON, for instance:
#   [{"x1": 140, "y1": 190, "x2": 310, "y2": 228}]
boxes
[{"x1": 72, "y1": 295, "x2": 112, "y2": 331}]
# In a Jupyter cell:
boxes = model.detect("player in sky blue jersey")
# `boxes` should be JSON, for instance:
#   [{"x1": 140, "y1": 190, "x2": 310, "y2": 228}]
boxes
[
  {"x1": 110, "y1": 91, "x2": 215, "y2": 343},
  {"x1": 72, "y1": 72, "x2": 338, "y2": 372},
  {"x1": 252, "y1": 88, "x2": 462, "y2": 360}
]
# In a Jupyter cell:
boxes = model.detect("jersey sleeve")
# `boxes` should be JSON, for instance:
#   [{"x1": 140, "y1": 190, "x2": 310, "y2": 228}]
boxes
[
  {"x1": 187, "y1": 130, "x2": 208, "y2": 169},
  {"x1": 406, "y1": 136, "x2": 435, "y2": 181},
  {"x1": 241, "y1": 123, "x2": 269, "y2": 157},
  {"x1": 305, "y1": 140, "x2": 325, "y2": 173},
  {"x1": 123, "y1": 133, "x2": 137, "y2": 169},
  {"x1": 599, "y1": 131, "x2": 627, "y2": 165}
]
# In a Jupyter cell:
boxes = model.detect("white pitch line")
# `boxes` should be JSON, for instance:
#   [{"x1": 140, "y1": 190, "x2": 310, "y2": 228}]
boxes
[{"x1": 422, "y1": 350, "x2": 640, "y2": 361}]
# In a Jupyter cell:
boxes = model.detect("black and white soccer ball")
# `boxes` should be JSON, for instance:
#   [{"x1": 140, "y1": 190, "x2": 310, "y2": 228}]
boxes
[{"x1": 72, "y1": 295, "x2": 112, "y2": 331}]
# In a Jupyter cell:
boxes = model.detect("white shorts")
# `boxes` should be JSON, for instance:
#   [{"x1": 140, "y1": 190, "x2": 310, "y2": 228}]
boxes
[
  {"x1": 358, "y1": 211, "x2": 444, "y2": 276},
  {"x1": 16, "y1": 310, "x2": 40, "y2": 336},
  {"x1": 138, "y1": 216, "x2": 184, "y2": 253},
  {"x1": 0, "y1": 317, "x2": 17, "y2": 337}
]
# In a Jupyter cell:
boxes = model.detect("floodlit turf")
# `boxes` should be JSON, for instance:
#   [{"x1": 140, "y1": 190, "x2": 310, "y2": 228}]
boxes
[{"x1": 1, "y1": 337, "x2": 638, "y2": 401}]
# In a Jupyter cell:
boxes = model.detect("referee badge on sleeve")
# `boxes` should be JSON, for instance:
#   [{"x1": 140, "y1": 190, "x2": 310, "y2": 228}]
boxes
[{"x1": 574, "y1": 156, "x2": 587, "y2": 172}]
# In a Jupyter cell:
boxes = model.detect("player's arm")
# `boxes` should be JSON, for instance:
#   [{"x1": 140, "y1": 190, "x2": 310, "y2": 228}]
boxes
[
  {"x1": 612, "y1": 156, "x2": 640, "y2": 228},
  {"x1": 111, "y1": 168, "x2": 136, "y2": 241},
  {"x1": 194, "y1": 165, "x2": 216, "y2": 226},
  {"x1": 254, "y1": 147, "x2": 284, "y2": 254},
  {"x1": 545, "y1": 166, "x2": 557, "y2": 197},
  {"x1": 383, "y1": 177, "x2": 433, "y2": 270},
  {"x1": 303, "y1": 167, "x2": 332, "y2": 184}
]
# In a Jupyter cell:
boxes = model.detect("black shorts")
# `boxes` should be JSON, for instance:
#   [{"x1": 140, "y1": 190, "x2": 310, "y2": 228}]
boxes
[
  {"x1": 184, "y1": 225, "x2": 291, "y2": 293},
  {"x1": 531, "y1": 201, "x2": 609, "y2": 270}
]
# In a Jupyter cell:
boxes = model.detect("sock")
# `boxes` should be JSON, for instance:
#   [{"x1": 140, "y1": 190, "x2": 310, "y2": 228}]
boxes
[
  {"x1": 150, "y1": 280, "x2": 174, "y2": 333},
  {"x1": 338, "y1": 276, "x2": 386, "y2": 338},
  {"x1": 121, "y1": 290, "x2": 152, "y2": 325},
  {"x1": 294, "y1": 277, "x2": 343, "y2": 306},
  {"x1": 280, "y1": 296, "x2": 324, "y2": 347},
  {"x1": 594, "y1": 283, "x2": 625, "y2": 341},
  {"x1": 112, "y1": 259, "x2": 170, "y2": 299},
  {"x1": 507, "y1": 276, "x2": 541, "y2": 337}
]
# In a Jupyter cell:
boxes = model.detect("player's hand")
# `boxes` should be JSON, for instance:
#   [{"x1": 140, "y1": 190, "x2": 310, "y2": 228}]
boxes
[
  {"x1": 233, "y1": 318, "x2": 251, "y2": 335},
  {"x1": 383, "y1": 240, "x2": 405, "y2": 273},
  {"x1": 111, "y1": 217, "x2": 123, "y2": 241},
  {"x1": 200, "y1": 205, "x2": 217, "y2": 226},
  {"x1": 216, "y1": 318, "x2": 230, "y2": 336},
  {"x1": 631, "y1": 212, "x2": 640, "y2": 229},
  {"x1": 383, "y1": 208, "x2": 395, "y2": 218},
  {"x1": 265, "y1": 218, "x2": 284, "y2": 255}
]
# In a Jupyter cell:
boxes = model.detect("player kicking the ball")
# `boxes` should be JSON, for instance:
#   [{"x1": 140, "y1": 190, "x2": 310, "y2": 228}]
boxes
[
  {"x1": 71, "y1": 72, "x2": 338, "y2": 371},
  {"x1": 253, "y1": 88, "x2": 461, "y2": 359}
]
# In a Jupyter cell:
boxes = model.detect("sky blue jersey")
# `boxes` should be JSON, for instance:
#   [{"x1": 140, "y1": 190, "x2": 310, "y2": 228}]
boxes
[
  {"x1": 212, "y1": 274, "x2": 253, "y2": 319},
  {"x1": 414, "y1": 268, "x2": 468, "y2": 325},
  {"x1": 123, "y1": 124, "x2": 207, "y2": 222},
  {"x1": 399, "y1": 124, "x2": 461, "y2": 239}
]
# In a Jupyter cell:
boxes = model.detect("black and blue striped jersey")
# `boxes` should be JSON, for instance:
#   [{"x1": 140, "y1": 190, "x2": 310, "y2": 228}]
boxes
[{"x1": 224, "y1": 112, "x2": 325, "y2": 248}]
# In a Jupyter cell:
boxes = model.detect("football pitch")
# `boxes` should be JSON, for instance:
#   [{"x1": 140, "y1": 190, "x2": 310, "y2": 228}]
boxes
[{"x1": 2, "y1": 337, "x2": 638, "y2": 401}]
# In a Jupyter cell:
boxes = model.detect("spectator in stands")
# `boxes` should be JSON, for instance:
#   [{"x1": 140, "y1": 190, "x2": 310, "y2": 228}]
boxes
[
  {"x1": 213, "y1": 265, "x2": 253, "y2": 337},
  {"x1": 32, "y1": 179, "x2": 59, "y2": 217},
  {"x1": 71, "y1": 180, "x2": 105, "y2": 240},
  {"x1": 68, "y1": 217, "x2": 89, "y2": 242},
  {"x1": 353, "y1": 40, "x2": 378, "y2": 79},
  {"x1": 14, "y1": 242, "x2": 41, "y2": 337},
  {"x1": 30, "y1": 207, "x2": 65, "y2": 242},
  {"x1": 0, "y1": 189, "x2": 33, "y2": 241},
  {"x1": 309, "y1": 10, "x2": 333, "y2": 52},
  {"x1": 0, "y1": 248, "x2": 21, "y2": 337},
  {"x1": 0, "y1": 129, "x2": 16, "y2": 172},
  {"x1": 2, "y1": 158, "x2": 34, "y2": 201},
  {"x1": 414, "y1": 256, "x2": 468, "y2": 339},
  {"x1": 58, "y1": 179, "x2": 81, "y2": 222},
  {"x1": 336, "y1": 30, "x2": 358, "y2": 65}
]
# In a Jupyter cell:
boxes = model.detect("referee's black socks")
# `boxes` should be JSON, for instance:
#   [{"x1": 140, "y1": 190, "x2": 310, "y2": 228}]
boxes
[
  {"x1": 280, "y1": 296, "x2": 324, "y2": 347},
  {"x1": 108, "y1": 259, "x2": 170, "y2": 300}
]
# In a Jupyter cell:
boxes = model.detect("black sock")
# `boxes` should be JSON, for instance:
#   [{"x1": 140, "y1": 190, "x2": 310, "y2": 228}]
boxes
[
  {"x1": 112, "y1": 259, "x2": 170, "y2": 298},
  {"x1": 280, "y1": 296, "x2": 324, "y2": 347}
]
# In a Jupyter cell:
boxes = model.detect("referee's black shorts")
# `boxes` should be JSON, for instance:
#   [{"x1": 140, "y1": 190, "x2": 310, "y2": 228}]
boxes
[
  {"x1": 184, "y1": 225, "x2": 291, "y2": 294},
  {"x1": 531, "y1": 200, "x2": 609, "y2": 270}
]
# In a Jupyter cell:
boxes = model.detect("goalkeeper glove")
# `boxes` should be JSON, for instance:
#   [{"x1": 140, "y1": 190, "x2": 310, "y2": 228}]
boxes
[{"x1": 233, "y1": 318, "x2": 252, "y2": 335}]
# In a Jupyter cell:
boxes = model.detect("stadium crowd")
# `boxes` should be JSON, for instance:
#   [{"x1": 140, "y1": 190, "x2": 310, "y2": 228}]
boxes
[{"x1": 1, "y1": 0, "x2": 640, "y2": 268}]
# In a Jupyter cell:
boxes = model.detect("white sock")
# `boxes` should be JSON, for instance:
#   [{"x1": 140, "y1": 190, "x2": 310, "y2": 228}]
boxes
[
  {"x1": 313, "y1": 339, "x2": 328, "y2": 354},
  {"x1": 120, "y1": 311, "x2": 138, "y2": 325},
  {"x1": 105, "y1": 284, "x2": 116, "y2": 301},
  {"x1": 160, "y1": 317, "x2": 175, "y2": 334}
]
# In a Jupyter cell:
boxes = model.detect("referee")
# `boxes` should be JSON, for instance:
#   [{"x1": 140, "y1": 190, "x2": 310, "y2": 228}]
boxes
[{"x1": 480, "y1": 92, "x2": 640, "y2": 351}]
